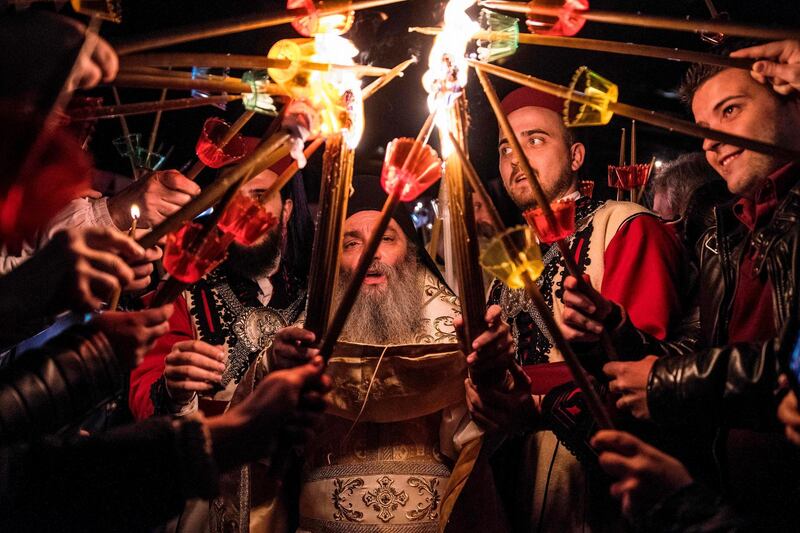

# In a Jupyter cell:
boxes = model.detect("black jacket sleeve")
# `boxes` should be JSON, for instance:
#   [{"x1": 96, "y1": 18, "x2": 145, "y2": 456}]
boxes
[
  {"x1": 0, "y1": 325, "x2": 123, "y2": 444},
  {"x1": 633, "y1": 482, "x2": 749, "y2": 533},
  {"x1": 647, "y1": 340, "x2": 782, "y2": 430}
]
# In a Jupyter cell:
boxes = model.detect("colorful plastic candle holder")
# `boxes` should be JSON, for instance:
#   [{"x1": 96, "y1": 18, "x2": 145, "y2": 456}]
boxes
[
  {"x1": 163, "y1": 222, "x2": 235, "y2": 284},
  {"x1": 113, "y1": 135, "x2": 166, "y2": 171},
  {"x1": 267, "y1": 36, "x2": 362, "y2": 143},
  {"x1": 71, "y1": 0, "x2": 122, "y2": 23},
  {"x1": 380, "y1": 137, "x2": 443, "y2": 202},
  {"x1": 525, "y1": 0, "x2": 588, "y2": 37},
  {"x1": 700, "y1": 11, "x2": 729, "y2": 45},
  {"x1": 267, "y1": 39, "x2": 317, "y2": 87},
  {"x1": 579, "y1": 179, "x2": 595, "y2": 198},
  {"x1": 112, "y1": 134, "x2": 141, "y2": 158},
  {"x1": 480, "y1": 225, "x2": 544, "y2": 290},
  {"x1": 523, "y1": 197, "x2": 576, "y2": 243},
  {"x1": 241, "y1": 70, "x2": 278, "y2": 116},
  {"x1": 133, "y1": 147, "x2": 167, "y2": 171},
  {"x1": 195, "y1": 117, "x2": 248, "y2": 169},
  {"x1": 607, "y1": 164, "x2": 652, "y2": 190},
  {"x1": 477, "y1": 9, "x2": 520, "y2": 62},
  {"x1": 216, "y1": 193, "x2": 280, "y2": 246},
  {"x1": 288, "y1": 0, "x2": 354, "y2": 37},
  {"x1": 190, "y1": 67, "x2": 231, "y2": 110},
  {"x1": 563, "y1": 66, "x2": 618, "y2": 127}
]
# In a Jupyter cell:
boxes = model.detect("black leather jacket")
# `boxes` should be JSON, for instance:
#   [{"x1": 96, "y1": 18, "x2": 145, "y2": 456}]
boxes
[{"x1": 647, "y1": 176, "x2": 800, "y2": 429}]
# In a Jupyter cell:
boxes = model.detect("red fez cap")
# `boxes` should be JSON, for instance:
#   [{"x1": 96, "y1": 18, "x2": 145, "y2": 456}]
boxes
[
  {"x1": 242, "y1": 136, "x2": 294, "y2": 177},
  {"x1": 501, "y1": 87, "x2": 565, "y2": 117}
]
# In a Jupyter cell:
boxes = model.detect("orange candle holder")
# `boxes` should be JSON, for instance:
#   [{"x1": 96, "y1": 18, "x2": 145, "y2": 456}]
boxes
[
  {"x1": 195, "y1": 117, "x2": 249, "y2": 169},
  {"x1": 216, "y1": 193, "x2": 280, "y2": 245},
  {"x1": 163, "y1": 222, "x2": 234, "y2": 283},
  {"x1": 523, "y1": 197, "x2": 576, "y2": 243},
  {"x1": 380, "y1": 137, "x2": 443, "y2": 202},
  {"x1": 525, "y1": 0, "x2": 589, "y2": 37}
]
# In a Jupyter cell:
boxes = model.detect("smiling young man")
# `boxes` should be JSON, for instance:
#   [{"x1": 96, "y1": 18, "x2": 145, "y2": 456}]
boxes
[{"x1": 603, "y1": 42, "x2": 800, "y2": 529}]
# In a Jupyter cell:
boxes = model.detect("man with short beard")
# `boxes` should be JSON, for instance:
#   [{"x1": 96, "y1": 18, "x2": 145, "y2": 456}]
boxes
[
  {"x1": 126, "y1": 153, "x2": 313, "y2": 530},
  {"x1": 469, "y1": 87, "x2": 691, "y2": 533},
  {"x1": 260, "y1": 175, "x2": 513, "y2": 533}
]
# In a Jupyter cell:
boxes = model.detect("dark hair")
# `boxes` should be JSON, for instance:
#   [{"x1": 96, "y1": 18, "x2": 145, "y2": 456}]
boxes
[
  {"x1": 646, "y1": 152, "x2": 721, "y2": 218},
  {"x1": 279, "y1": 172, "x2": 314, "y2": 284},
  {"x1": 679, "y1": 39, "x2": 764, "y2": 106}
]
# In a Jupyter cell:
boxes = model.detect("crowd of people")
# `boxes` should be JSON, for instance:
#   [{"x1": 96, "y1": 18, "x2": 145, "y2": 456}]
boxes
[{"x1": 3, "y1": 6, "x2": 800, "y2": 533}]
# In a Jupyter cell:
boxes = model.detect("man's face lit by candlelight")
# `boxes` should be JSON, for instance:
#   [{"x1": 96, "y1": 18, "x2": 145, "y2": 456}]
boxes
[
  {"x1": 691, "y1": 68, "x2": 800, "y2": 198},
  {"x1": 226, "y1": 168, "x2": 292, "y2": 279},
  {"x1": 340, "y1": 211, "x2": 408, "y2": 291},
  {"x1": 498, "y1": 106, "x2": 584, "y2": 209}
]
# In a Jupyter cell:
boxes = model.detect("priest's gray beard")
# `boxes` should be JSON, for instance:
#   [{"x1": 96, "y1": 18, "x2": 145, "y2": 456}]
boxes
[{"x1": 335, "y1": 250, "x2": 425, "y2": 345}]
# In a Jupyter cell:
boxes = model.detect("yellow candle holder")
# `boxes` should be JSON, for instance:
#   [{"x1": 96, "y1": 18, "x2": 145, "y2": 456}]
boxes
[
  {"x1": 71, "y1": 0, "x2": 122, "y2": 23},
  {"x1": 479, "y1": 225, "x2": 544, "y2": 290},
  {"x1": 563, "y1": 65, "x2": 618, "y2": 127},
  {"x1": 267, "y1": 37, "x2": 363, "y2": 145}
]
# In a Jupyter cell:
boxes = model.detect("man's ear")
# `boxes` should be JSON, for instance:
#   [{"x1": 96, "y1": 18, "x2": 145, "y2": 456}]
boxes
[
  {"x1": 570, "y1": 142, "x2": 586, "y2": 172},
  {"x1": 282, "y1": 198, "x2": 293, "y2": 225}
]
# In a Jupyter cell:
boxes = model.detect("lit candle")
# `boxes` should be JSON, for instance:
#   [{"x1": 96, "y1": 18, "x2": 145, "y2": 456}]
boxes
[
  {"x1": 108, "y1": 204, "x2": 141, "y2": 311},
  {"x1": 129, "y1": 203, "x2": 140, "y2": 236}
]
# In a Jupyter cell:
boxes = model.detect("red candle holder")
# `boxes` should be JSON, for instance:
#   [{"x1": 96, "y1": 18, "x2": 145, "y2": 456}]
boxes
[
  {"x1": 525, "y1": 0, "x2": 589, "y2": 37},
  {"x1": 216, "y1": 193, "x2": 280, "y2": 245},
  {"x1": 523, "y1": 197, "x2": 576, "y2": 243},
  {"x1": 380, "y1": 137, "x2": 443, "y2": 202},
  {"x1": 579, "y1": 180, "x2": 595, "y2": 198},
  {"x1": 195, "y1": 117, "x2": 249, "y2": 169},
  {"x1": 288, "y1": 0, "x2": 354, "y2": 36},
  {"x1": 607, "y1": 164, "x2": 652, "y2": 191},
  {"x1": 163, "y1": 222, "x2": 235, "y2": 283}
]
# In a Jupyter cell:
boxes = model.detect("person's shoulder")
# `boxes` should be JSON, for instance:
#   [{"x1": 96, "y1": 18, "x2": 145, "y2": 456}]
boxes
[
  {"x1": 683, "y1": 180, "x2": 732, "y2": 247},
  {"x1": 591, "y1": 200, "x2": 656, "y2": 243}
]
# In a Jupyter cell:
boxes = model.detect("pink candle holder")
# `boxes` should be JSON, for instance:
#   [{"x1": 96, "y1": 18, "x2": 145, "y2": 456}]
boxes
[
  {"x1": 523, "y1": 197, "x2": 576, "y2": 243},
  {"x1": 608, "y1": 164, "x2": 652, "y2": 191},
  {"x1": 195, "y1": 117, "x2": 249, "y2": 169},
  {"x1": 163, "y1": 222, "x2": 235, "y2": 283},
  {"x1": 380, "y1": 137, "x2": 443, "y2": 202},
  {"x1": 216, "y1": 193, "x2": 280, "y2": 245},
  {"x1": 525, "y1": 0, "x2": 589, "y2": 37},
  {"x1": 288, "y1": 0, "x2": 354, "y2": 36},
  {"x1": 579, "y1": 180, "x2": 595, "y2": 198}
]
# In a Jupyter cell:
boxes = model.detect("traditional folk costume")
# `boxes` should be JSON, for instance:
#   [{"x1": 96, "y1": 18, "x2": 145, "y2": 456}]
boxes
[
  {"x1": 211, "y1": 177, "x2": 499, "y2": 533},
  {"x1": 129, "y1": 154, "x2": 305, "y2": 422},
  {"x1": 129, "y1": 262, "x2": 307, "y2": 421},
  {"x1": 487, "y1": 88, "x2": 688, "y2": 532}
]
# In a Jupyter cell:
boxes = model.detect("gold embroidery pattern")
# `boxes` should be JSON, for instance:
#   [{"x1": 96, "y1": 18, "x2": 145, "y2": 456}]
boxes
[
  {"x1": 332, "y1": 478, "x2": 365, "y2": 522},
  {"x1": 362, "y1": 476, "x2": 409, "y2": 522},
  {"x1": 415, "y1": 316, "x2": 457, "y2": 344},
  {"x1": 405, "y1": 477, "x2": 440, "y2": 521}
]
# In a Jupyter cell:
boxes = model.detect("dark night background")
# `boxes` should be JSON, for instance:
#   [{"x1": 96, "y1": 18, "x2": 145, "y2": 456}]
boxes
[{"x1": 75, "y1": 0, "x2": 799, "y2": 224}]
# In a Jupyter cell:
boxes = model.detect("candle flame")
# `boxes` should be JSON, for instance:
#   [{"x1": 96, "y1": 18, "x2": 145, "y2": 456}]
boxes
[
  {"x1": 422, "y1": 0, "x2": 478, "y2": 157},
  {"x1": 311, "y1": 33, "x2": 365, "y2": 149},
  {"x1": 130, "y1": 204, "x2": 141, "y2": 220}
]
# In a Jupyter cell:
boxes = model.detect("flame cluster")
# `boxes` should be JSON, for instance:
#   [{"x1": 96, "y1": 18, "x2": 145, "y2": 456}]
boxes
[{"x1": 422, "y1": 0, "x2": 479, "y2": 156}]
